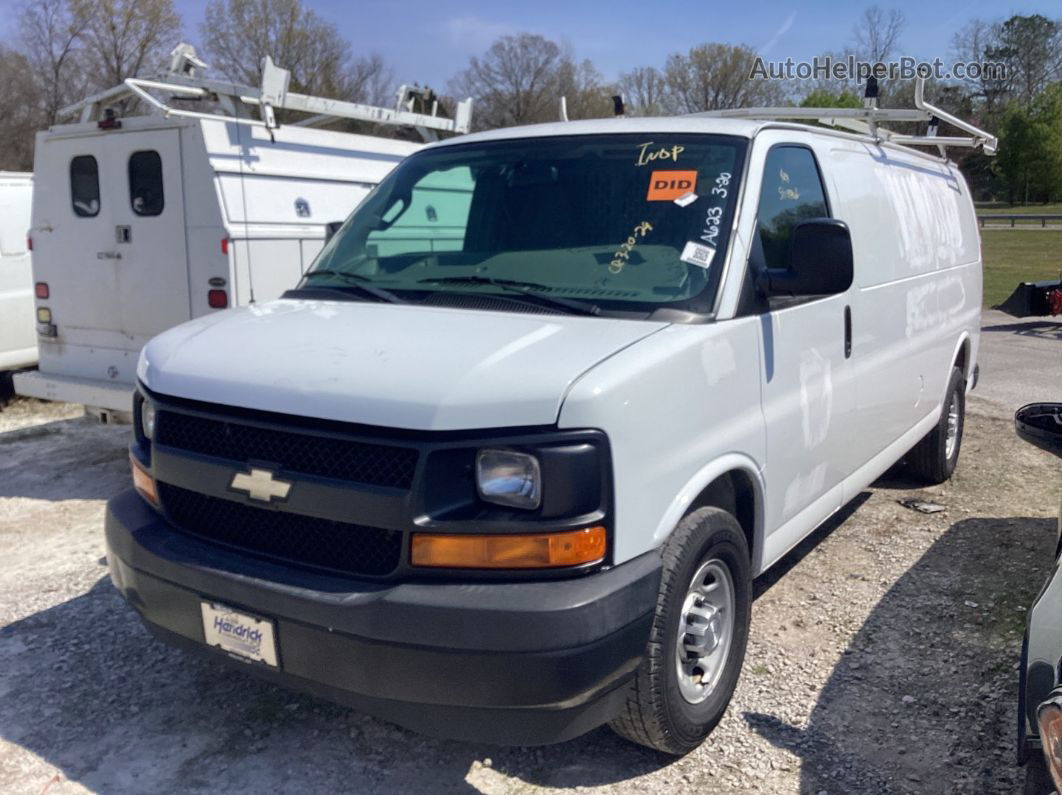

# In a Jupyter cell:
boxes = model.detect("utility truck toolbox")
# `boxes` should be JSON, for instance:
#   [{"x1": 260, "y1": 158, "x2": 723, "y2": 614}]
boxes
[
  {"x1": 15, "y1": 44, "x2": 469, "y2": 419},
  {"x1": 106, "y1": 78, "x2": 991, "y2": 752}
]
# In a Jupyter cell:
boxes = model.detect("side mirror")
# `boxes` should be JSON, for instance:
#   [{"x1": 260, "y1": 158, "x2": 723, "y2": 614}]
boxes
[
  {"x1": 768, "y1": 218, "x2": 854, "y2": 296},
  {"x1": 324, "y1": 221, "x2": 344, "y2": 244},
  {"x1": 1016, "y1": 403, "x2": 1062, "y2": 458}
]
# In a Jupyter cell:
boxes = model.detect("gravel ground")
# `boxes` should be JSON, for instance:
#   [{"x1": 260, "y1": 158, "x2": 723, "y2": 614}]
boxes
[
  {"x1": 0, "y1": 378, "x2": 1059, "y2": 793},
  {"x1": 976, "y1": 310, "x2": 1060, "y2": 416}
]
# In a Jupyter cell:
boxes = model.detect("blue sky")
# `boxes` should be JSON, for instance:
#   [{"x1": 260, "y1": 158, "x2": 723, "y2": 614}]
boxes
[{"x1": 2, "y1": 0, "x2": 1059, "y2": 88}]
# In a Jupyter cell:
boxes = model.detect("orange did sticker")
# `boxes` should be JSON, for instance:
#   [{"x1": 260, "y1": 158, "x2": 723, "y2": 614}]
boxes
[{"x1": 647, "y1": 170, "x2": 698, "y2": 201}]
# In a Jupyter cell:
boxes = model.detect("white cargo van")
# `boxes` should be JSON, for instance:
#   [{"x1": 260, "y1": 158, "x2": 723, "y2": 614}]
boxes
[
  {"x1": 15, "y1": 48, "x2": 470, "y2": 420},
  {"x1": 0, "y1": 172, "x2": 36, "y2": 382},
  {"x1": 106, "y1": 82, "x2": 991, "y2": 753}
]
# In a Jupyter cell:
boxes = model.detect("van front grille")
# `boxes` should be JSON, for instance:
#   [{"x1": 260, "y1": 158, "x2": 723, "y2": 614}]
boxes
[
  {"x1": 157, "y1": 483, "x2": 402, "y2": 577},
  {"x1": 154, "y1": 411, "x2": 418, "y2": 490}
]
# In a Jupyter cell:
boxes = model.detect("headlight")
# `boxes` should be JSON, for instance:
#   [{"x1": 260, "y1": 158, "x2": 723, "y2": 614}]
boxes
[
  {"x1": 141, "y1": 398, "x2": 156, "y2": 440},
  {"x1": 476, "y1": 449, "x2": 541, "y2": 510}
]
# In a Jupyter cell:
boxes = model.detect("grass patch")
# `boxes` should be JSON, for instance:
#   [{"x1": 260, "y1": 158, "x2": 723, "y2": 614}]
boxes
[{"x1": 980, "y1": 229, "x2": 1062, "y2": 308}]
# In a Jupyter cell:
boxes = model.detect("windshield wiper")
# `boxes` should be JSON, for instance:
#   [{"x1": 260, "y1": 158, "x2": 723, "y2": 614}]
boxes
[
  {"x1": 416, "y1": 276, "x2": 600, "y2": 316},
  {"x1": 301, "y1": 269, "x2": 404, "y2": 304}
]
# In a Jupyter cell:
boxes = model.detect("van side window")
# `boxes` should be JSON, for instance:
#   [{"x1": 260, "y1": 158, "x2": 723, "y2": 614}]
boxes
[
  {"x1": 129, "y1": 150, "x2": 164, "y2": 216},
  {"x1": 70, "y1": 155, "x2": 100, "y2": 218},
  {"x1": 755, "y1": 146, "x2": 829, "y2": 269}
]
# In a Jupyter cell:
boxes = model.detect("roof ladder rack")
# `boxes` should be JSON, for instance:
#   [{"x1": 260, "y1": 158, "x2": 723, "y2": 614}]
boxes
[
  {"x1": 59, "y1": 43, "x2": 473, "y2": 143},
  {"x1": 693, "y1": 76, "x2": 997, "y2": 157}
]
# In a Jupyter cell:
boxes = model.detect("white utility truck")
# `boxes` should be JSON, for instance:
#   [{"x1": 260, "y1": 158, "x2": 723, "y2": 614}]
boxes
[
  {"x1": 0, "y1": 172, "x2": 36, "y2": 389},
  {"x1": 15, "y1": 46, "x2": 471, "y2": 421},
  {"x1": 108, "y1": 79, "x2": 990, "y2": 753}
]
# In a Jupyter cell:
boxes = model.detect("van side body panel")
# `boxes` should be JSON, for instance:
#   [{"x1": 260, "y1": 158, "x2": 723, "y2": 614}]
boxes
[
  {"x1": 822, "y1": 140, "x2": 981, "y2": 475},
  {"x1": 0, "y1": 173, "x2": 36, "y2": 370}
]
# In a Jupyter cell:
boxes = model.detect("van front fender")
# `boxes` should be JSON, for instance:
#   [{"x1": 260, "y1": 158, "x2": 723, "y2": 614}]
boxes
[{"x1": 650, "y1": 453, "x2": 767, "y2": 574}]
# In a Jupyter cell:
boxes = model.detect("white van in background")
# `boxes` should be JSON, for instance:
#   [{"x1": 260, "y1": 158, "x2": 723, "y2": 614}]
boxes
[
  {"x1": 14, "y1": 46, "x2": 470, "y2": 420},
  {"x1": 0, "y1": 172, "x2": 36, "y2": 386}
]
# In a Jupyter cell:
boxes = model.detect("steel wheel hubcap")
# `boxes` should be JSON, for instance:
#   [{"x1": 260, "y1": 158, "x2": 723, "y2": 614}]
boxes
[
  {"x1": 945, "y1": 392, "x2": 960, "y2": 460},
  {"x1": 675, "y1": 558, "x2": 735, "y2": 704}
]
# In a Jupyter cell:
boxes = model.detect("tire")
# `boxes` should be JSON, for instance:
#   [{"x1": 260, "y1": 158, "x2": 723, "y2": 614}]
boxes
[
  {"x1": 609, "y1": 507, "x2": 751, "y2": 755},
  {"x1": 0, "y1": 372, "x2": 13, "y2": 406},
  {"x1": 907, "y1": 366, "x2": 965, "y2": 484},
  {"x1": 1024, "y1": 752, "x2": 1055, "y2": 795}
]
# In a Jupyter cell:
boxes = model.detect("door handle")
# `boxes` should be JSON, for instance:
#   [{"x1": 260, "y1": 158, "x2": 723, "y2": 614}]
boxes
[
  {"x1": 844, "y1": 305, "x2": 852, "y2": 359},
  {"x1": 97, "y1": 251, "x2": 122, "y2": 260}
]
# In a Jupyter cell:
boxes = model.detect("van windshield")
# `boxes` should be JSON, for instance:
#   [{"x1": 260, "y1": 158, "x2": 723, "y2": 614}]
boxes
[{"x1": 304, "y1": 133, "x2": 747, "y2": 317}]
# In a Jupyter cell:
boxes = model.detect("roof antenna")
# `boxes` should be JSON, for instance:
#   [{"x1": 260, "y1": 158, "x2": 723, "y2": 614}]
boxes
[{"x1": 612, "y1": 95, "x2": 625, "y2": 117}]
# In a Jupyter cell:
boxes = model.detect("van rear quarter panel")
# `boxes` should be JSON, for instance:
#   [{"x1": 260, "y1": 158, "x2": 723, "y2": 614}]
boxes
[
  {"x1": 181, "y1": 123, "x2": 230, "y2": 318},
  {"x1": 820, "y1": 141, "x2": 981, "y2": 461},
  {"x1": 558, "y1": 318, "x2": 766, "y2": 567}
]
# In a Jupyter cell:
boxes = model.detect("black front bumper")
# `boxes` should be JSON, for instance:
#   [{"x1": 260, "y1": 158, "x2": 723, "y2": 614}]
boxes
[{"x1": 105, "y1": 489, "x2": 660, "y2": 745}]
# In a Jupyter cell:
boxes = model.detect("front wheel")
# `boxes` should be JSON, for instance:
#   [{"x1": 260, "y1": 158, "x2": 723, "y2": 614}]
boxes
[
  {"x1": 1024, "y1": 752, "x2": 1055, "y2": 795},
  {"x1": 907, "y1": 366, "x2": 966, "y2": 484},
  {"x1": 609, "y1": 507, "x2": 751, "y2": 755}
]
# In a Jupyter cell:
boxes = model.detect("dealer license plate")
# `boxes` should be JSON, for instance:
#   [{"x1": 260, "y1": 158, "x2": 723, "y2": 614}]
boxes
[{"x1": 200, "y1": 601, "x2": 278, "y2": 667}]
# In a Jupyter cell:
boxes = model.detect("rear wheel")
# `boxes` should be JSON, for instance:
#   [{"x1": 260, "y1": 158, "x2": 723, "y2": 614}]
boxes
[
  {"x1": 609, "y1": 507, "x2": 751, "y2": 755},
  {"x1": 907, "y1": 366, "x2": 965, "y2": 484}
]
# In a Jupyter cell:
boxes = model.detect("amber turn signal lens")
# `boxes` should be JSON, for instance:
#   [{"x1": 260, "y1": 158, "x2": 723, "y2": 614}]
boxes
[
  {"x1": 1038, "y1": 697, "x2": 1062, "y2": 792},
  {"x1": 130, "y1": 453, "x2": 158, "y2": 506},
  {"x1": 411, "y1": 526, "x2": 606, "y2": 569}
]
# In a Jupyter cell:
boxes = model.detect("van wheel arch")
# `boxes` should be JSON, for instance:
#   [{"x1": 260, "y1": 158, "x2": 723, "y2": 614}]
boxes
[
  {"x1": 686, "y1": 471, "x2": 757, "y2": 564},
  {"x1": 952, "y1": 335, "x2": 971, "y2": 385}
]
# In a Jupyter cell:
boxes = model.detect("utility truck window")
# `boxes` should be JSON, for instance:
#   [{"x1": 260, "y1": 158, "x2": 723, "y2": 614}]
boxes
[
  {"x1": 755, "y1": 146, "x2": 829, "y2": 269},
  {"x1": 70, "y1": 155, "x2": 100, "y2": 218},
  {"x1": 129, "y1": 150, "x2": 164, "y2": 216},
  {"x1": 306, "y1": 134, "x2": 748, "y2": 317}
]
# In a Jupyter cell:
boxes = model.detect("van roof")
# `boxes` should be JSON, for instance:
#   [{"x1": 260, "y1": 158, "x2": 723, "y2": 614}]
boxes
[{"x1": 425, "y1": 117, "x2": 768, "y2": 149}]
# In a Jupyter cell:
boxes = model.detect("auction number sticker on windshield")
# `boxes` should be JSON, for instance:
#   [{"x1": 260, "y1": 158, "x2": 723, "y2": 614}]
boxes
[
  {"x1": 680, "y1": 241, "x2": 716, "y2": 270},
  {"x1": 700, "y1": 171, "x2": 732, "y2": 247}
]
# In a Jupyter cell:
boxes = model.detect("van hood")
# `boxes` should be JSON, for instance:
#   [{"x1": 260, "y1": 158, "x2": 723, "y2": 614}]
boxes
[{"x1": 139, "y1": 299, "x2": 668, "y2": 431}]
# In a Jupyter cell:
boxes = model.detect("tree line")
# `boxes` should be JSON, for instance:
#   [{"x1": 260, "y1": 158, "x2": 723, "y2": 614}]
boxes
[
  {"x1": 0, "y1": 0, "x2": 392, "y2": 169},
  {"x1": 0, "y1": 1, "x2": 1059, "y2": 203}
]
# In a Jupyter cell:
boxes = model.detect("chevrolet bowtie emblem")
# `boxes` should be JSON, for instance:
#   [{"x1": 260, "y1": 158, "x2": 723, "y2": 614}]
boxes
[{"x1": 230, "y1": 468, "x2": 292, "y2": 503}]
